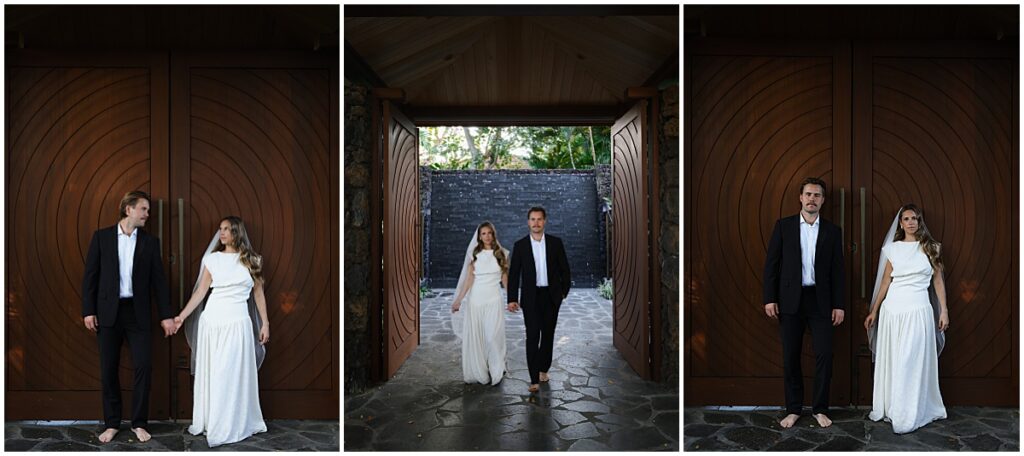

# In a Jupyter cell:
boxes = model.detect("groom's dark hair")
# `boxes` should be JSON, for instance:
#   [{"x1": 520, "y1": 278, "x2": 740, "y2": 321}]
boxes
[
  {"x1": 798, "y1": 177, "x2": 827, "y2": 196},
  {"x1": 527, "y1": 206, "x2": 547, "y2": 219},
  {"x1": 119, "y1": 190, "x2": 151, "y2": 219}
]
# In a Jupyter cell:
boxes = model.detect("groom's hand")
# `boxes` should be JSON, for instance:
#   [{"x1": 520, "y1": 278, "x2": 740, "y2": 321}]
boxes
[
  {"x1": 83, "y1": 315, "x2": 98, "y2": 332},
  {"x1": 831, "y1": 309, "x2": 845, "y2": 326},
  {"x1": 507, "y1": 302, "x2": 519, "y2": 313},
  {"x1": 160, "y1": 319, "x2": 176, "y2": 337},
  {"x1": 764, "y1": 303, "x2": 779, "y2": 319}
]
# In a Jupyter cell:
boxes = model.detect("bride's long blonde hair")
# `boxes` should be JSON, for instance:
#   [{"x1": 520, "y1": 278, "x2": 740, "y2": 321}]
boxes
[
  {"x1": 214, "y1": 216, "x2": 264, "y2": 283},
  {"x1": 471, "y1": 221, "x2": 509, "y2": 274}
]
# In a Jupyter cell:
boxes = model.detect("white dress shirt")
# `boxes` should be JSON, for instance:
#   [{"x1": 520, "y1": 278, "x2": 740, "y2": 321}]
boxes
[
  {"x1": 799, "y1": 214, "x2": 819, "y2": 286},
  {"x1": 530, "y1": 234, "x2": 549, "y2": 287},
  {"x1": 118, "y1": 223, "x2": 138, "y2": 298}
]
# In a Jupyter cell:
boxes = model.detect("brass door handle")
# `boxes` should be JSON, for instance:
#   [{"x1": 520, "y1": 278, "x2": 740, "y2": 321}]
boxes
[
  {"x1": 860, "y1": 187, "x2": 866, "y2": 299},
  {"x1": 178, "y1": 198, "x2": 185, "y2": 309},
  {"x1": 839, "y1": 188, "x2": 845, "y2": 245}
]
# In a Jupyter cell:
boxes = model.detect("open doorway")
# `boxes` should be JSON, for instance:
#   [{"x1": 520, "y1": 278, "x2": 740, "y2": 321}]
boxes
[{"x1": 343, "y1": 5, "x2": 678, "y2": 451}]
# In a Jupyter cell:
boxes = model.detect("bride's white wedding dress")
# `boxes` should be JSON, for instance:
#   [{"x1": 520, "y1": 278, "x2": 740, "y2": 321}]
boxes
[
  {"x1": 188, "y1": 252, "x2": 267, "y2": 446},
  {"x1": 869, "y1": 241, "x2": 946, "y2": 433},
  {"x1": 459, "y1": 250, "x2": 506, "y2": 385}
]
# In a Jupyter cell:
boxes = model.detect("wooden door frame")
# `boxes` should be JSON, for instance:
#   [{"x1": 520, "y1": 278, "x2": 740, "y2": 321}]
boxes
[
  {"x1": 850, "y1": 39, "x2": 1018, "y2": 406},
  {"x1": 168, "y1": 51, "x2": 338, "y2": 418},
  {"x1": 367, "y1": 96, "x2": 668, "y2": 383},
  {"x1": 683, "y1": 39, "x2": 853, "y2": 405},
  {"x1": 5, "y1": 50, "x2": 171, "y2": 419}
]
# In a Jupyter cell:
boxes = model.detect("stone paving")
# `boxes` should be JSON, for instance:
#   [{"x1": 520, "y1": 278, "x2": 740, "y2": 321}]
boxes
[
  {"x1": 684, "y1": 406, "x2": 1019, "y2": 451},
  {"x1": 5, "y1": 420, "x2": 338, "y2": 451},
  {"x1": 344, "y1": 288, "x2": 679, "y2": 451}
]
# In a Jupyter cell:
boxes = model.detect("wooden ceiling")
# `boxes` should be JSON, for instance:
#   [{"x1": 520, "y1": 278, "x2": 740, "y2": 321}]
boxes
[{"x1": 345, "y1": 8, "x2": 678, "y2": 108}]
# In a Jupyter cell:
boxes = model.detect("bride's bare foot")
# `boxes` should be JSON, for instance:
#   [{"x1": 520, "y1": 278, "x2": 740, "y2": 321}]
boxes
[
  {"x1": 813, "y1": 413, "x2": 832, "y2": 428},
  {"x1": 779, "y1": 413, "x2": 800, "y2": 428},
  {"x1": 98, "y1": 428, "x2": 119, "y2": 443},
  {"x1": 131, "y1": 427, "x2": 151, "y2": 442},
  {"x1": 539, "y1": 372, "x2": 549, "y2": 382},
  {"x1": 528, "y1": 384, "x2": 539, "y2": 393}
]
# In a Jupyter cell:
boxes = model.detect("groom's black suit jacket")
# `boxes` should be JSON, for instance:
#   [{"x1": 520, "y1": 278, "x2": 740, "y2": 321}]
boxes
[
  {"x1": 81, "y1": 225, "x2": 173, "y2": 328},
  {"x1": 508, "y1": 234, "x2": 572, "y2": 306},
  {"x1": 763, "y1": 214, "x2": 846, "y2": 316}
]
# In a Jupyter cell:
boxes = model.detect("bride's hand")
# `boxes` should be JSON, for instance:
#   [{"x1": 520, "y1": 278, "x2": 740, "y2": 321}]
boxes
[
  {"x1": 864, "y1": 312, "x2": 877, "y2": 330},
  {"x1": 938, "y1": 310, "x2": 949, "y2": 332},
  {"x1": 451, "y1": 301, "x2": 460, "y2": 313},
  {"x1": 259, "y1": 325, "x2": 270, "y2": 345}
]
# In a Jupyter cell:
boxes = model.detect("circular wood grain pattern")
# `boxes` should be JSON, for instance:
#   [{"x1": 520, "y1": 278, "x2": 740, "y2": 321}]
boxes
[
  {"x1": 188, "y1": 68, "x2": 332, "y2": 390},
  {"x1": 690, "y1": 55, "x2": 834, "y2": 378},
  {"x1": 8, "y1": 67, "x2": 151, "y2": 390},
  {"x1": 869, "y1": 57, "x2": 1013, "y2": 380}
]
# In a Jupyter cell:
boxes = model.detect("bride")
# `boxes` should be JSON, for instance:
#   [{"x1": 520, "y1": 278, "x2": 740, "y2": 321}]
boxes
[
  {"x1": 175, "y1": 216, "x2": 270, "y2": 446},
  {"x1": 451, "y1": 221, "x2": 510, "y2": 385},
  {"x1": 864, "y1": 204, "x2": 948, "y2": 433}
]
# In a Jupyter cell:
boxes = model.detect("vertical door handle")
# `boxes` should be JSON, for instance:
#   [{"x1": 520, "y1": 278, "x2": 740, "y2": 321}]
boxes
[
  {"x1": 860, "y1": 188, "x2": 866, "y2": 299},
  {"x1": 157, "y1": 199, "x2": 164, "y2": 246},
  {"x1": 178, "y1": 198, "x2": 185, "y2": 309},
  {"x1": 839, "y1": 188, "x2": 845, "y2": 245}
]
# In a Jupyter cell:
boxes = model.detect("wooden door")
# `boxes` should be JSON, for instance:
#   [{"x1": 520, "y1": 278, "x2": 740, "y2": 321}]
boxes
[
  {"x1": 685, "y1": 41, "x2": 852, "y2": 405},
  {"x1": 369, "y1": 99, "x2": 420, "y2": 380},
  {"x1": 6, "y1": 52, "x2": 171, "y2": 419},
  {"x1": 170, "y1": 53, "x2": 338, "y2": 418},
  {"x1": 611, "y1": 101, "x2": 656, "y2": 380},
  {"x1": 851, "y1": 42, "x2": 1017, "y2": 406}
]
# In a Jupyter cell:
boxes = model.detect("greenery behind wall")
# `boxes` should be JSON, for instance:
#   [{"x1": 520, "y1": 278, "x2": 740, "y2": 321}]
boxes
[{"x1": 420, "y1": 126, "x2": 612, "y2": 170}]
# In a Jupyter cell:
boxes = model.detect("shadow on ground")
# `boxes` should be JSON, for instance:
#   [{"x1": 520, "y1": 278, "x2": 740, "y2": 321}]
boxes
[
  {"x1": 345, "y1": 289, "x2": 678, "y2": 451},
  {"x1": 5, "y1": 420, "x2": 338, "y2": 451},
  {"x1": 684, "y1": 406, "x2": 1018, "y2": 451}
]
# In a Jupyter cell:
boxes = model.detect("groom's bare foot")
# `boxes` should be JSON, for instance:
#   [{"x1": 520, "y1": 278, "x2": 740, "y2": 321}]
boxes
[
  {"x1": 813, "y1": 413, "x2": 833, "y2": 428},
  {"x1": 131, "y1": 427, "x2": 151, "y2": 442},
  {"x1": 98, "y1": 428, "x2": 119, "y2": 443},
  {"x1": 528, "y1": 384, "x2": 539, "y2": 393},
  {"x1": 779, "y1": 413, "x2": 800, "y2": 428},
  {"x1": 539, "y1": 372, "x2": 549, "y2": 382}
]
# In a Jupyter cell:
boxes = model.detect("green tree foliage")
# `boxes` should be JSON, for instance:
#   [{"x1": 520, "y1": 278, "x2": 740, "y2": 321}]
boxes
[{"x1": 419, "y1": 126, "x2": 611, "y2": 170}]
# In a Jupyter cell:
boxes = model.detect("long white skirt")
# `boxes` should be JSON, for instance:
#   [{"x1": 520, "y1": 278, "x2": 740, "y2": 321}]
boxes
[
  {"x1": 868, "y1": 288, "x2": 947, "y2": 434},
  {"x1": 188, "y1": 299, "x2": 267, "y2": 447},
  {"x1": 460, "y1": 282, "x2": 506, "y2": 385}
]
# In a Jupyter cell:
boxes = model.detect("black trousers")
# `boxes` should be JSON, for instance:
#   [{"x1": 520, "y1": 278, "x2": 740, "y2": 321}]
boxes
[
  {"x1": 522, "y1": 287, "x2": 560, "y2": 385},
  {"x1": 98, "y1": 298, "x2": 152, "y2": 429},
  {"x1": 779, "y1": 286, "x2": 834, "y2": 415}
]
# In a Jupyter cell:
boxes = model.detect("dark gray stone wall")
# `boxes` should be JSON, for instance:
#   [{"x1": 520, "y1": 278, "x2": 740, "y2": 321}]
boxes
[
  {"x1": 343, "y1": 77, "x2": 372, "y2": 394},
  {"x1": 659, "y1": 83, "x2": 680, "y2": 384},
  {"x1": 427, "y1": 170, "x2": 604, "y2": 288}
]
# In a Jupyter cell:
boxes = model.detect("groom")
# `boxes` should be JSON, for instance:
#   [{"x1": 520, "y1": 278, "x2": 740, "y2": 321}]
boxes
[
  {"x1": 507, "y1": 206, "x2": 571, "y2": 393},
  {"x1": 81, "y1": 191, "x2": 175, "y2": 443},
  {"x1": 763, "y1": 178, "x2": 845, "y2": 429}
]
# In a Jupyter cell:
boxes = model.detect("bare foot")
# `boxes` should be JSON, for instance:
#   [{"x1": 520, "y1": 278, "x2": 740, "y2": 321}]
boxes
[
  {"x1": 779, "y1": 413, "x2": 800, "y2": 428},
  {"x1": 131, "y1": 427, "x2": 151, "y2": 442},
  {"x1": 98, "y1": 428, "x2": 119, "y2": 443},
  {"x1": 528, "y1": 384, "x2": 539, "y2": 393},
  {"x1": 539, "y1": 372, "x2": 550, "y2": 382},
  {"x1": 813, "y1": 413, "x2": 832, "y2": 428}
]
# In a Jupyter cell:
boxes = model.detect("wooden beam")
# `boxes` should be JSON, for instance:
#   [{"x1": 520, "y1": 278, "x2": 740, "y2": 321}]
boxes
[
  {"x1": 625, "y1": 87, "x2": 659, "y2": 99},
  {"x1": 407, "y1": 105, "x2": 621, "y2": 126},
  {"x1": 643, "y1": 50, "x2": 679, "y2": 88},
  {"x1": 344, "y1": 40, "x2": 387, "y2": 87},
  {"x1": 344, "y1": 5, "x2": 678, "y2": 18}
]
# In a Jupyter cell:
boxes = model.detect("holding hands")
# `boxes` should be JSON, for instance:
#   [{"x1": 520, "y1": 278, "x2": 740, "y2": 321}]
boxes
[
  {"x1": 507, "y1": 302, "x2": 519, "y2": 313},
  {"x1": 160, "y1": 318, "x2": 177, "y2": 337}
]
